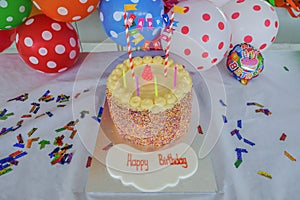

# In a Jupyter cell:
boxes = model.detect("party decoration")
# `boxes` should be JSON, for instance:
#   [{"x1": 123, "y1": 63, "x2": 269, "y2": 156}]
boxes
[
  {"x1": 29, "y1": 2, "x2": 42, "y2": 18},
  {"x1": 267, "y1": 0, "x2": 300, "y2": 18},
  {"x1": 0, "y1": 29, "x2": 15, "y2": 53},
  {"x1": 222, "y1": 0, "x2": 279, "y2": 51},
  {"x1": 99, "y1": 0, "x2": 164, "y2": 47},
  {"x1": 32, "y1": 0, "x2": 100, "y2": 22},
  {"x1": 208, "y1": 0, "x2": 232, "y2": 7},
  {"x1": 162, "y1": 0, "x2": 231, "y2": 71},
  {"x1": 163, "y1": 0, "x2": 179, "y2": 12},
  {"x1": 227, "y1": 43, "x2": 264, "y2": 85},
  {"x1": 0, "y1": 0, "x2": 32, "y2": 30},
  {"x1": 16, "y1": 14, "x2": 80, "y2": 74}
]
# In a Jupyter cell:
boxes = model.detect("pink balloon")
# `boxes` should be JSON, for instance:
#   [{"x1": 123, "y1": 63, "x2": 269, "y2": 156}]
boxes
[
  {"x1": 0, "y1": 29, "x2": 16, "y2": 53},
  {"x1": 221, "y1": 0, "x2": 279, "y2": 51},
  {"x1": 163, "y1": 0, "x2": 231, "y2": 71}
]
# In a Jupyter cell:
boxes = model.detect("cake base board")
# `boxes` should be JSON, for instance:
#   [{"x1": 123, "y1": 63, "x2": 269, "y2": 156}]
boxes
[{"x1": 86, "y1": 97, "x2": 217, "y2": 193}]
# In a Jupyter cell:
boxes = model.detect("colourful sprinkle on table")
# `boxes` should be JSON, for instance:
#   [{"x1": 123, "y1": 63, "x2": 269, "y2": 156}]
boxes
[
  {"x1": 86, "y1": 156, "x2": 93, "y2": 168},
  {"x1": 257, "y1": 170, "x2": 272, "y2": 179},
  {"x1": 284, "y1": 150, "x2": 296, "y2": 161},
  {"x1": 234, "y1": 159, "x2": 243, "y2": 168},
  {"x1": 283, "y1": 66, "x2": 289, "y2": 71},
  {"x1": 280, "y1": 133, "x2": 287, "y2": 141}
]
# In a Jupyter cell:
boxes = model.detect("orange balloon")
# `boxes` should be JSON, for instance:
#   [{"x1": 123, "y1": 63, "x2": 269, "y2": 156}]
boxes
[
  {"x1": 32, "y1": 0, "x2": 100, "y2": 22},
  {"x1": 29, "y1": 3, "x2": 43, "y2": 17}
]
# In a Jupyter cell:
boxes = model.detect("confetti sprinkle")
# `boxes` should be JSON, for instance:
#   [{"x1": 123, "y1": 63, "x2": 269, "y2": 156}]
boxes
[
  {"x1": 0, "y1": 150, "x2": 28, "y2": 176},
  {"x1": 234, "y1": 159, "x2": 243, "y2": 168},
  {"x1": 27, "y1": 128, "x2": 38, "y2": 137},
  {"x1": 235, "y1": 148, "x2": 248, "y2": 161},
  {"x1": 283, "y1": 66, "x2": 289, "y2": 71},
  {"x1": 284, "y1": 150, "x2": 296, "y2": 161},
  {"x1": 0, "y1": 111, "x2": 14, "y2": 120},
  {"x1": 102, "y1": 143, "x2": 113, "y2": 151},
  {"x1": 92, "y1": 116, "x2": 101, "y2": 123},
  {"x1": 54, "y1": 135, "x2": 65, "y2": 146},
  {"x1": 219, "y1": 99, "x2": 227, "y2": 107},
  {"x1": 38, "y1": 140, "x2": 50, "y2": 149},
  {"x1": 74, "y1": 93, "x2": 81, "y2": 99},
  {"x1": 255, "y1": 108, "x2": 272, "y2": 116},
  {"x1": 80, "y1": 111, "x2": 89, "y2": 118},
  {"x1": 17, "y1": 134, "x2": 24, "y2": 144},
  {"x1": 237, "y1": 120, "x2": 242, "y2": 128},
  {"x1": 86, "y1": 156, "x2": 93, "y2": 168},
  {"x1": 197, "y1": 125, "x2": 203, "y2": 134},
  {"x1": 279, "y1": 133, "x2": 287, "y2": 141},
  {"x1": 21, "y1": 114, "x2": 32, "y2": 118},
  {"x1": 231, "y1": 129, "x2": 242, "y2": 140},
  {"x1": 257, "y1": 170, "x2": 272, "y2": 179},
  {"x1": 247, "y1": 102, "x2": 264, "y2": 108},
  {"x1": 97, "y1": 107, "x2": 104, "y2": 118},
  {"x1": 13, "y1": 143, "x2": 25, "y2": 148},
  {"x1": 45, "y1": 112, "x2": 53, "y2": 117},
  {"x1": 222, "y1": 115, "x2": 228, "y2": 123},
  {"x1": 243, "y1": 138, "x2": 255, "y2": 146},
  {"x1": 48, "y1": 144, "x2": 73, "y2": 165},
  {"x1": 7, "y1": 93, "x2": 28, "y2": 102},
  {"x1": 26, "y1": 137, "x2": 40, "y2": 148}
]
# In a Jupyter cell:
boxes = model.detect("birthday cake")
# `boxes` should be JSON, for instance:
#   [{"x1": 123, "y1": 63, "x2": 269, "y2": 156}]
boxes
[{"x1": 106, "y1": 56, "x2": 193, "y2": 148}]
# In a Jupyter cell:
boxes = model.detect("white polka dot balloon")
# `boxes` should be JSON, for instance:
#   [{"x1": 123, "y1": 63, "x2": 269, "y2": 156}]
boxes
[
  {"x1": 221, "y1": 0, "x2": 279, "y2": 51},
  {"x1": 16, "y1": 14, "x2": 80, "y2": 73},
  {"x1": 208, "y1": 0, "x2": 232, "y2": 7},
  {"x1": 163, "y1": 0, "x2": 231, "y2": 71},
  {"x1": 32, "y1": 0, "x2": 100, "y2": 22},
  {"x1": 0, "y1": 0, "x2": 32, "y2": 30}
]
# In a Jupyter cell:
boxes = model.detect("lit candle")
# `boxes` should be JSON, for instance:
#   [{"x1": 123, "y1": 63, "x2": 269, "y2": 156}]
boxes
[
  {"x1": 135, "y1": 75, "x2": 140, "y2": 96},
  {"x1": 174, "y1": 65, "x2": 177, "y2": 88},
  {"x1": 154, "y1": 76, "x2": 158, "y2": 97},
  {"x1": 123, "y1": 69, "x2": 127, "y2": 88}
]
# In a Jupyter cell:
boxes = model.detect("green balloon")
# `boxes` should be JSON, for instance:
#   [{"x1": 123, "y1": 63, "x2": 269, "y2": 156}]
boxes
[{"x1": 0, "y1": 0, "x2": 32, "y2": 30}]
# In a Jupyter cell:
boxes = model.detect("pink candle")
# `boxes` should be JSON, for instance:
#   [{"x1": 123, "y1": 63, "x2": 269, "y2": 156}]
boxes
[{"x1": 135, "y1": 75, "x2": 140, "y2": 96}]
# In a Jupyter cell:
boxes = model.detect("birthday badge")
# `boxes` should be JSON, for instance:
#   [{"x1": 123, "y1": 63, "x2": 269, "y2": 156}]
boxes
[{"x1": 226, "y1": 43, "x2": 264, "y2": 85}]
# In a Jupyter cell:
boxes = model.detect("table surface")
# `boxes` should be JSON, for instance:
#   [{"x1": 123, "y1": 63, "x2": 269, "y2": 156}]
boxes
[{"x1": 0, "y1": 50, "x2": 299, "y2": 200}]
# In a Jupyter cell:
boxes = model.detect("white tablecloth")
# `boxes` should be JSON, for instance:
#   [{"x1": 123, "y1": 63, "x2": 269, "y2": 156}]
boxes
[{"x1": 0, "y1": 50, "x2": 299, "y2": 200}]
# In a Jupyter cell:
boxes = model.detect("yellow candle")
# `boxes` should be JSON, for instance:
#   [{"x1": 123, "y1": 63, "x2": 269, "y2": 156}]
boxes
[
  {"x1": 123, "y1": 69, "x2": 127, "y2": 88},
  {"x1": 154, "y1": 76, "x2": 158, "y2": 97}
]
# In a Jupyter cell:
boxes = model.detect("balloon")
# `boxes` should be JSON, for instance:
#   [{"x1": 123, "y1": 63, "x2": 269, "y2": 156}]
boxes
[
  {"x1": 99, "y1": 0, "x2": 164, "y2": 47},
  {"x1": 32, "y1": 0, "x2": 100, "y2": 22},
  {"x1": 163, "y1": 0, "x2": 179, "y2": 12},
  {"x1": 16, "y1": 14, "x2": 80, "y2": 74},
  {"x1": 208, "y1": 0, "x2": 232, "y2": 7},
  {"x1": 29, "y1": 2, "x2": 42, "y2": 17},
  {"x1": 227, "y1": 43, "x2": 264, "y2": 85},
  {"x1": 162, "y1": 0, "x2": 231, "y2": 71},
  {"x1": 0, "y1": 29, "x2": 16, "y2": 53},
  {"x1": 222, "y1": 0, "x2": 279, "y2": 51},
  {"x1": 0, "y1": 0, "x2": 32, "y2": 30}
]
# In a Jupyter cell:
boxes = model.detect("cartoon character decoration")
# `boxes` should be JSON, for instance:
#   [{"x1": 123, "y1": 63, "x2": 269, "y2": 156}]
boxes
[{"x1": 227, "y1": 43, "x2": 264, "y2": 85}]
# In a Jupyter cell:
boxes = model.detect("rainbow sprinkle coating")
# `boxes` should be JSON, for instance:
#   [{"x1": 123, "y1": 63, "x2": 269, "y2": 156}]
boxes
[{"x1": 106, "y1": 90, "x2": 192, "y2": 148}]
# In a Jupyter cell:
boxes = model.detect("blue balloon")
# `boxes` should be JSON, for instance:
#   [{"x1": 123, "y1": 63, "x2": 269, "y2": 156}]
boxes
[{"x1": 98, "y1": 0, "x2": 164, "y2": 47}]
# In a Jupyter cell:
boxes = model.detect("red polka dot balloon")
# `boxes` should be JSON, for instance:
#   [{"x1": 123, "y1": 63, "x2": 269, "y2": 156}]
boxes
[
  {"x1": 162, "y1": 0, "x2": 231, "y2": 71},
  {"x1": 32, "y1": 0, "x2": 100, "y2": 22},
  {"x1": 16, "y1": 14, "x2": 80, "y2": 74},
  {"x1": 0, "y1": 29, "x2": 16, "y2": 53},
  {"x1": 221, "y1": 0, "x2": 279, "y2": 51}
]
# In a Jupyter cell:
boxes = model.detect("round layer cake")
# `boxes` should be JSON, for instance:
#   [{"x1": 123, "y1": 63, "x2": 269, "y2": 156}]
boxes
[{"x1": 106, "y1": 56, "x2": 193, "y2": 148}]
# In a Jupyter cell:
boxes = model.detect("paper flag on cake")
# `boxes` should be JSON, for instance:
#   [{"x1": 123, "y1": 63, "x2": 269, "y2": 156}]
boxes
[{"x1": 142, "y1": 65, "x2": 153, "y2": 81}]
